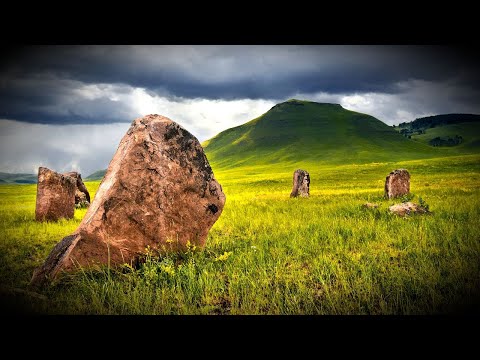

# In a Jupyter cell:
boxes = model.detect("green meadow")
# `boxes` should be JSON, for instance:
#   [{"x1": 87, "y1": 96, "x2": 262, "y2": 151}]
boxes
[
  {"x1": 1, "y1": 153, "x2": 479, "y2": 314},
  {"x1": 1, "y1": 100, "x2": 479, "y2": 314}
]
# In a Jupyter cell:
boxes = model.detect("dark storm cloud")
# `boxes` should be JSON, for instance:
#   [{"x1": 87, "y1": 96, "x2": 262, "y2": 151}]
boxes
[
  {"x1": 5, "y1": 46, "x2": 474, "y2": 88},
  {"x1": 1, "y1": 45, "x2": 478, "y2": 124},
  {"x1": 0, "y1": 73, "x2": 136, "y2": 123}
]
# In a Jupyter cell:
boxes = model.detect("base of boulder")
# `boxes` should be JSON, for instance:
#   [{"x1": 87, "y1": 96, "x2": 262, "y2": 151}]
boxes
[{"x1": 389, "y1": 202, "x2": 429, "y2": 216}]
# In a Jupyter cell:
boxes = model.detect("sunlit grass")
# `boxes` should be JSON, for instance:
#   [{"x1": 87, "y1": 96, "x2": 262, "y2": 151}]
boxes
[{"x1": 1, "y1": 155, "x2": 479, "y2": 314}]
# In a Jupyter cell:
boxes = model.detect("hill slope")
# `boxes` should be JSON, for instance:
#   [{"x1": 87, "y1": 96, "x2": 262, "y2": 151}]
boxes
[
  {"x1": 82, "y1": 103, "x2": 480, "y2": 178},
  {"x1": 203, "y1": 99, "x2": 442, "y2": 170},
  {"x1": 0, "y1": 172, "x2": 37, "y2": 184},
  {"x1": 398, "y1": 113, "x2": 480, "y2": 131},
  {"x1": 85, "y1": 169, "x2": 107, "y2": 181},
  {"x1": 397, "y1": 114, "x2": 480, "y2": 149}
]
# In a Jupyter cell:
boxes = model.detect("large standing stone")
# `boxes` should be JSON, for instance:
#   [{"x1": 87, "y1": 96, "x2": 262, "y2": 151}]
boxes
[
  {"x1": 30, "y1": 114, "x2": 226, "y2": 288},
  {"x1": 35, "y1": 167, "x2": 76, "y2": 222},
  {"x1": 290, "y1": 169, "x2": 310, "y2": 198},
  {"x1": 384, "y1": 169, "x2": 410, "y2": 199},
  {"x1": 63, "y1": 171, "x2": 91, "y2": 206}
]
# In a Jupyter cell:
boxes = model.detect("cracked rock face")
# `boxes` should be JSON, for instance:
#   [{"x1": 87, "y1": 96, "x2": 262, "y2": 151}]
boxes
[
  {"x1": 30, "y1": 114, "x2": 226, "y2": 288},
  {"x1": 290, "y1": 169, "x2": 310, "y2": 198},
  {"x1": 35, "y1": 167, "x2": 76, "y2": 221},
  {"x1": 63, "y1": 171, "x2": 91, "y2": 206},
  {"x1": 384, "y1": 169, "x2": 410, "y2": 199}
]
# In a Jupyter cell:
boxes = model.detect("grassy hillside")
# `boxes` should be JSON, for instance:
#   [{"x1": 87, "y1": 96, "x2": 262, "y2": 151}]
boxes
[
  {"x1": 84, "y1": 103, "x2": 479, "y2": 179},
  {"x1": 396, "y1": 113, "x2": 480, "y2": 151},
  {"x1": 0, "y1": 169, "x2": 111, "y2": 184},
  {"x1": 409, "y1": 122, "x2": 480, "y2": 150},
  {"x1": 203, "y1": 100, "x2": 450, "y2": 171},
  {"x1": 85, "y1": 169, "x2": 107, "y2": 181},
  {"x1": 0, "y1": 172, "x2": 37, "y2": 184},
  {"x1": 398, "y1": 113, "x2": 480, "y2": 130}
]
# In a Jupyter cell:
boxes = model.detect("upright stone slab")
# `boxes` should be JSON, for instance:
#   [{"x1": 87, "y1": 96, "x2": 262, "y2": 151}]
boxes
[
  {"x1": 290, "y1": 169, "x2": 310, "y2": 198},
  {"x1": 384, "y1": 169, "x2": 410, "y2": 199},
  {"x1": 35, "y1": 167, "x2": 76, "y2": 221},
  {"x1": 64, "y1": 171, "x2": 91, "y2": 206},
  {"x1": 30, "y1": 114, "x2": 226, "y2": 288}
]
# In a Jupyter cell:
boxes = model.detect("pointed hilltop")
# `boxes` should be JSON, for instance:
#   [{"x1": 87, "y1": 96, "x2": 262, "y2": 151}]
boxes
[{"x1": 203, "y1": 99, "x2": 438, "y2": 169}]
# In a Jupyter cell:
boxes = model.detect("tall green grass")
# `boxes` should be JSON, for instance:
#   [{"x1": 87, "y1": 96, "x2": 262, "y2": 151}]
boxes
[{"x1": 1, "y1": 154, "x2": 479, "y2": 314}]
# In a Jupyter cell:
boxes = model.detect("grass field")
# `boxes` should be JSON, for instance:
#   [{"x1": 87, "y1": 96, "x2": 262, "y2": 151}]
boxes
[{"x1": 1, "y1": 153, "x2": 479, "y2": 314}]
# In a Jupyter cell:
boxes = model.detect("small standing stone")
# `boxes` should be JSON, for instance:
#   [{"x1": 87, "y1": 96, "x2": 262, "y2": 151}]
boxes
[
  {"x1": 35, "y1": 167, "x2": 76, "y2": 221},
  {"x1": 384, "y1": 169, "x2": 410, "y2": 199},
  {"x1": 290, "y1": 169, "x2": 310, "y2": 198}
]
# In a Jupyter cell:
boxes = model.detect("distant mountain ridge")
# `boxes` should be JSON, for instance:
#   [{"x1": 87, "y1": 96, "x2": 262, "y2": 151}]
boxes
[
  {"x1": 0, "y1": 169, "x2": 107, "y2": 184},
  {"x1": 396, "y1": 113, "x2": 480, "y2": 148},
  {"x1": 0, "y1": 172, "x2": 37, "y2": 184},
  {"x1": 85, "y1": 169, "x2": 107, "y2": 181},
  {"x1": 398, "y1": 114, "x2": 480, "y2": 131}
]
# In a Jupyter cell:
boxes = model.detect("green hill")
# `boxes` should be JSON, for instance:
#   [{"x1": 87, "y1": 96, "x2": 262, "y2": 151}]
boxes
[
  {"x1": 203, "y1": 99, "x2": 445, "y2": 170},
  {"x1": 85, "y1": 169, "x2": 107, "y2": 181},
  {"x1": 396, "y1": 114, "x2": 480, "y2": 150},
  {"x1": 398, "y1": 113, "x2": 480, "y2": 131},
  {"x1": 0, "y1": 169, "x2": 110, "y2": 184},
  {"x1": 82, "y1": 103, "x2": 480, "y2": 180},
  {"x1": 0, "y1": 172, "x2": 37, "y2": 184}
]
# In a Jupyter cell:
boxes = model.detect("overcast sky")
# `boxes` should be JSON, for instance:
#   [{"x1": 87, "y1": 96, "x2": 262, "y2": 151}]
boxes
[{"x1": 1, "y1": 45, "x2": 479, "y2": 176}]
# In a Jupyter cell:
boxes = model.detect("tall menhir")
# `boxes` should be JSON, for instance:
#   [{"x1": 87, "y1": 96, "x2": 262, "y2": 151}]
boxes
[
  {"x1": 290, "y1": 169, "x2": 310, "y2": 198},
  {"x1": 30, "y1": 114, "x2": 226, "y2": 289},
  {"x1": 384, "y1": 169, "x2": 410, "y2": 199}
]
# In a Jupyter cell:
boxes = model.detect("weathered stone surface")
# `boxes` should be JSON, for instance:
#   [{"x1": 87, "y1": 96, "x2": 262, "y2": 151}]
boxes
[
  {"x1": 388, "y1": 202, "x2": 429, "y2": 216},
  {"x1": 74, "y1": 191, "x2": 89, "y2": 208},
  {"x1": 64, "y1": 171, "x2": 90, "y2": 207},
  {"x1": 384, "y1": 169, "x2": 410, "y2": 199},
  {"x1": 30, "y1": 114, "x2": 226, "y2": 288},
  {"x1": 290, "y1": 169, "x2": 310, "y2": 198},
  {"x1": 35, "y1": 167, "x2": 76, "y2": 221}
]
